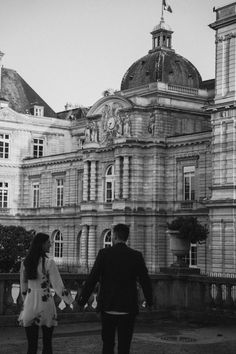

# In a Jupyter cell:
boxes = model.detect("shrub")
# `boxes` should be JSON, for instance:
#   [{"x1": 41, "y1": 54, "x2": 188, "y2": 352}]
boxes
[
  {"x1": 167, "y1": 216, "x2": 208, "y2": 244},
  {"x1": 0, "y1": 225, "x2": 34, "y2": 272}
]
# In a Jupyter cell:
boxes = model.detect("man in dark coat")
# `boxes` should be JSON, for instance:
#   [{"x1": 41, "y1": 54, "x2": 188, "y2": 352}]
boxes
[{"x1": 78, "y1": 223, "x2": 153, "y2": 354}]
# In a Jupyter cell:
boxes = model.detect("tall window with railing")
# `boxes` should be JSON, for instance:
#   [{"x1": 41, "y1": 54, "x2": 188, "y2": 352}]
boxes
[
  {"x1": 105, "y1": 165, "x2": 115, "y2": 203},
  {"x1": 183, "y1": 166, "x2": 195, "y2": 200},
  {"x1": 0, "y1": 182, "x2": 8, "y2": 208},
  {"x1": 56, "y1": 179, "x2": 64, "y2": 207},
  {"x1": 0, "y1": 134, "x2": 9, "y2": 159},
  {"x1": 33, "y1": 183, "x2": 40, "y2": 208}
]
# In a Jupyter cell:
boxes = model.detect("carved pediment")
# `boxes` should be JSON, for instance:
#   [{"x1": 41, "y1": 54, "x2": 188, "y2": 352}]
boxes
[
  {"x1": 84, "y1": 96, "x2": 133, "y2": 146},
  {"x1": 0, "y1": 107, "x2": 24, "y2": 121},
  {"x1": 87, "y1": 95, "x2": 132, "y2": 117}
]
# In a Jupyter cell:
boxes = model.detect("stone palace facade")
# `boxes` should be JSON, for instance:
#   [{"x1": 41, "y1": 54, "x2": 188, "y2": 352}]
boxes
[{"x1": 0, "y1": 2, "x2": 236, "y2": 275}]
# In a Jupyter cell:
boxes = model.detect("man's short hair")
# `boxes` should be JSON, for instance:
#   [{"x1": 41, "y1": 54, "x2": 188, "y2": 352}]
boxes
[{"x1": 113, "y1": 224, "x2": 129, "y2": 241}]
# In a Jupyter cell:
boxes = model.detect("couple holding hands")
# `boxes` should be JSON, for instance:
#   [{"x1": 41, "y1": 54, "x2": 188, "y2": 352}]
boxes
[{"x1": 20, "y1": 224, "x2": 152, "y2": 354}]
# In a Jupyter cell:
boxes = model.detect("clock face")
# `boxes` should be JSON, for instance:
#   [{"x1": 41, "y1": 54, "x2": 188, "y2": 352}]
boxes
[{"x1": 107, "y1": 117, "x2": 115, "y2": 130}]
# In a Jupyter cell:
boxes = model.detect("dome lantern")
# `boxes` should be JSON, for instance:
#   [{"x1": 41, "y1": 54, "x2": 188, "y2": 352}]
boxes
[{"x1": 150, "y1": 19, "x2": 173, "y2": 53}]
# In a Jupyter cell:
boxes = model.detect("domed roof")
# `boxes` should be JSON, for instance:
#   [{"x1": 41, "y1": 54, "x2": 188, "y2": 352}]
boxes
[
  {"x1": 121, "y1": 49, "x2": 202, "y2": 91},
  {"x1": 121, "y1": 20, "x2": 202, "y2": 91}
]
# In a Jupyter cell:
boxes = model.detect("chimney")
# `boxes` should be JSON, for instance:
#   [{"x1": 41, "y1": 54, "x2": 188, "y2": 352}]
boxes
[{"x1": 0, "y1": 51, "x2": 4, "y2": 92}]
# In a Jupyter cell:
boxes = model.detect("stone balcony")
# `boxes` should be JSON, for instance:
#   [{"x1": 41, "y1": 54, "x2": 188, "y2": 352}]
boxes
[{"x1": 1, "y1": 271, "x2": 236, "y2": 325}]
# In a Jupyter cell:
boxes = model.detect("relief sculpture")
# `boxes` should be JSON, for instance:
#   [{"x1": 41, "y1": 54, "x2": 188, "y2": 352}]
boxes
[
  {"x1": 84, "y1": 102, "x2": 132, "y2": 145},
  {"x1": 100, "y1": 102, "x2": 132, "y2": 144}
]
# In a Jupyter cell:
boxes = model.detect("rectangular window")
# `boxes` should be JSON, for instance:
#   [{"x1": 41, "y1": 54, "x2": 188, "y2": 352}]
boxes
[
  {"x1": 183, "y1": 166, "x2": 195, "y2": 201},
  {"x1": 0, "y1": 134, "x2": 9, "y2": 159},
  {"x1": 33, "y1": 183, "x2": 39, "y2": 208},
  {"x1": 54, "y1": 242, "x2": 63, "y2": 258},
  {"x1": 106, "y1": 181, "x2": 113, "y2": 202},
  {"x1": 34, "y1": 106, "x2": 44, "y2": 117},
  {"x1": 185, "y1": 243, "x2": 197, "y2": 268},
  {"x1": 56, "y1": 179, "x2": 64, "y2": 207},
  {"x1": 33, "y1": 139, "x2": 44, "y2": 158},
  {"x1": 0, "y1": 182, "x2": 8, "y2": 208}
]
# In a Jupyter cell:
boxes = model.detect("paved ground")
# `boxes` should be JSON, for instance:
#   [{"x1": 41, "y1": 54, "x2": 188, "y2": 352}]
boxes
[{"x1": 2, "y1": 317, "x2": 236, "y2": 353}]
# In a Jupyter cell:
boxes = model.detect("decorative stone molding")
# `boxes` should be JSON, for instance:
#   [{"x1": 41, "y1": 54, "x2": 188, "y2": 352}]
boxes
[
  {"x1": 216, "y1": 32, "x2": 236, "y2": 43},
  {"x1": 176, "y1": 154, "x2": 199, "y2": 160},
  {"x1": 176, "y1": 154, "x2": 199, "y2": 165}
]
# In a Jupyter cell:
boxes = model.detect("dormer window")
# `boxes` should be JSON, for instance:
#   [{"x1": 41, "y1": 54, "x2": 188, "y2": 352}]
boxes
[
  {"x1": 30, "y1": 105, "x2": 44, "y2": 117},
  {"x1": 34, "y1": 105, "x2": 44, "y2": 117}
]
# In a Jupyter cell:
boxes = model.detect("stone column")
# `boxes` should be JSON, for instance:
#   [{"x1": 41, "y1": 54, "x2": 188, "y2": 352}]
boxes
[
  {"x1": 68, "y1": 168, "x2": 77, "y2": 205},
  {"x1": 90, "y1": 161, "x2": 96, "y2": 201},
  {"x1": 123, "y1": 156, "x2": 129, "y2": 199},
  {"x1": 88, "y1": 225, "x2": 97, "y2": 267},
  {"x1": 80, "y1": 225, "x2": 88, "y2": 268},
  {"x1": 83, "y1": 161, "x2": 88, "y2": 201},
  {"x1": 115, "y1": 157, "x2": 121, "y2": 199},
  {"x1": 131, "y1": 155, "x2": 143, "y2": 201},
  {"x1": 221, "y1": 122, "x2": 227, "y2": 184}
]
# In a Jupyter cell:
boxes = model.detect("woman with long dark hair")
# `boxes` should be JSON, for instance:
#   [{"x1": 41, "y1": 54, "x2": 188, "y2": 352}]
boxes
[{"x1": 19, "y1": 232, "x2": 73, "y2": 354}]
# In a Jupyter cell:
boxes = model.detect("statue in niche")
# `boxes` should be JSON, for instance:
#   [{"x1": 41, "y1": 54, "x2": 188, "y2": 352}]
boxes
[
  {"x1": 148, "y1": 113, "x2": 156, "y2": 136},
  {"x1": 113, "y1": 103, "x2": 123, "y2": 136},
  {"x1": 91, "y1": 121, "x2": 98, "y2": 142},
  {"x1": 123, "y1": 113, "x2": 131, "y2": 137},
  {"x1": 85, "y1": 123, "x2": 91, "y2": 142},
  {"x1": 101, "y1": 104, "x2": 111, "y2": 132},
  {"x1": 85, "y1": 121, "x2": 99, "y2": 143},
  {"x1": 116, "y1": 114, "x2": 123, "y2": 136}
]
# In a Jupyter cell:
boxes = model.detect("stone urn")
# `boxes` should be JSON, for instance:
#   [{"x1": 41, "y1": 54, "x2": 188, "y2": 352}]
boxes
[{"x1": 167, "y1": 230, "x2": 190, "y2": 267}]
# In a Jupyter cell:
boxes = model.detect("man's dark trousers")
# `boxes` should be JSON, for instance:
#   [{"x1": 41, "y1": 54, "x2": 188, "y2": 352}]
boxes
[{"x1": 101, "y1": 312, "x2": 136, "y2": 354}]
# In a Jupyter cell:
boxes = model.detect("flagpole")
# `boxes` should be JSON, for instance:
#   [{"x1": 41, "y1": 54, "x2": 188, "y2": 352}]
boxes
[{"x1": 161, "y1": 0, "x2": 164, "y2": 21}]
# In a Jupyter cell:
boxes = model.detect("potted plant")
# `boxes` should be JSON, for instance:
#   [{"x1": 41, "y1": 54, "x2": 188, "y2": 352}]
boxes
[{"x1": 167, "y1": 216, "x2": 208, "y2": 267}]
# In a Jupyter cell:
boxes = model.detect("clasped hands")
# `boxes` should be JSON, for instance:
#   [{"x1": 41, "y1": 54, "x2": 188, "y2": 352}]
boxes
[{"x1": 72, "y1": 299, "x2": 85, "y2": 312}]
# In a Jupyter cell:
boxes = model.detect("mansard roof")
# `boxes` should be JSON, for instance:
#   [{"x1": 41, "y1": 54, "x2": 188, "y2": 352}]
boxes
[{"x1": 0, "y1": 67, "x2": 56, "y2": 117}]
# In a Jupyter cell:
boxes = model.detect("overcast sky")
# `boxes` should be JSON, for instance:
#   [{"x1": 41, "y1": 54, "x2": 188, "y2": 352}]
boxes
[{"x1": 0, "y1": 0, "x2": 231, "y2": 112}]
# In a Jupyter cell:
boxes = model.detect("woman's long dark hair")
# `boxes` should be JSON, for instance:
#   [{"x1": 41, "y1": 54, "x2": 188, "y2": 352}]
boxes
[{"x1": 24, "y1": 233, "x2": 49, "y2": 279}]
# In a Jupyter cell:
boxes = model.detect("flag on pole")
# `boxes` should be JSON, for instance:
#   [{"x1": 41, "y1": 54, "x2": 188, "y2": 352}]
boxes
[{"x1": 163, "y1": 0, "x2": 172, "y2": 13}]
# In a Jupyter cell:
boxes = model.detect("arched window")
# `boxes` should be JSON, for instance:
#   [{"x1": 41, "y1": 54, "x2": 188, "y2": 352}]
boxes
[
  {"x1": 103, "y1": 230, "x2": 112, "y2": 248},
  {"x1": 52, "y1": 230, "x2": 63, "y2": 258},
  {"x1": 105, "y1": 165, "x2": 115, "y2": 203}
]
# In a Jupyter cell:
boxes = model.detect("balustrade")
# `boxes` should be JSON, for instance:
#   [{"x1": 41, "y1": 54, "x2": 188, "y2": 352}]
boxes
[{"x1": 1, "y1": 272, "x2": 236, "y2": 325}]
